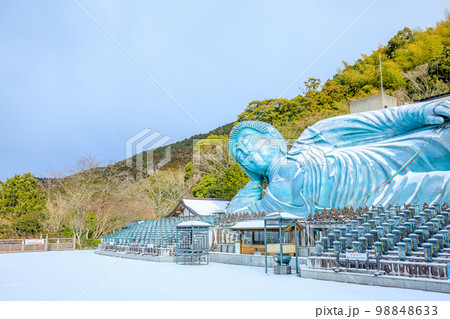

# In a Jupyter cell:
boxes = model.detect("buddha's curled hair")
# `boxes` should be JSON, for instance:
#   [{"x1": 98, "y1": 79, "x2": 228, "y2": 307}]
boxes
[{"x1": 228, "y1": 121, "x2": 285, "y2": 159}]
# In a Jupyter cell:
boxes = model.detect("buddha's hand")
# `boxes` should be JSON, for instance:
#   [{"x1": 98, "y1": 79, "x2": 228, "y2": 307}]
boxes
[{"x1": 423, "y1": 101, "x2": 450, "y2": 125}]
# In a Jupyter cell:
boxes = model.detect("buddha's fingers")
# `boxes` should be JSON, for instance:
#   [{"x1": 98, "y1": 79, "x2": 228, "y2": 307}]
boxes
[
  {"x1": 425, "y1": 115, "x2": 444, "y2": 125},
  {"x1": 435, "y1": 104, "x2": 450, "y2": 118}
]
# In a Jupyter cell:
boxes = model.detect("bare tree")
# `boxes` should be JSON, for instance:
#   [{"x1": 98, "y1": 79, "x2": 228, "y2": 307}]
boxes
[
  {"x1": 135, "y1": 169, "x2": 186, "y2": 217},
  {"x1": 402, "y1": 63, "x2": 449, "y2": 100},
  {"x1": 44, "y1": 156, "x2": 133, "y2": 246},
  {"x1": 43, "y1": 156, "x2": 185, "y2": 246},
  {"x1": 192, "y1": 136, "x2": 234, "y2": 176}
]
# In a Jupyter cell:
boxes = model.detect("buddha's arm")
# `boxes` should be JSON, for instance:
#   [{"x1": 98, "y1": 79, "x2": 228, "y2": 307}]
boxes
[
  {"x1": 227, "y1": 195, "x2": 273, "y2": 215},
  {"x1": 297, "y1": 101, "x2": 450, "y2": 149},
  {"x1": 226, "y1": 178, "x2": 263, "y2": 214}
]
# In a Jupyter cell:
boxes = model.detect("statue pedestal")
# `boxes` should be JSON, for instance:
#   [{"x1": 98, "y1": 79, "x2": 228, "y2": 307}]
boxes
[{"x1": 274, "y1": 265, "x2": 291, "y2": 275}]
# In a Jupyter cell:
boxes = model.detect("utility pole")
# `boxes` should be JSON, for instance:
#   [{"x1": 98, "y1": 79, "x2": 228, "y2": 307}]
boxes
[{"x1": 379, "y1": 53, "x2": 384, "y2": 95}]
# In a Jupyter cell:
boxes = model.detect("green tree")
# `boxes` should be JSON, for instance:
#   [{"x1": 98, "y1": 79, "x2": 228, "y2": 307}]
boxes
[
  {"x1": 217, "y1": 164, "x2": 250, "y2": 199},
  {"x1": 430, "y1": 47, "x2": 450, "y2": 83},
  {"x1": 394, "y1": 32, "x2": 444, "y2": 71},
  {"x1": 188, "y1": 133, "x2": 249, "y2": 199},
  {"x1": 237, "y1": 98, "x2": 303, "y2": 125},
  {"x1": 184, "y1": 161, "x2": 194, "y2": 182},
  {"x1": 386, "y1": 27, "x2": 417, "y2": 58},
  {"x1": 301, "y1": 77, "x2": 321, "y2": 94},
  {"x1": 192, "y1": 174, "x2": 219, "y2": 198},
  {"x1": 0, "y1": 173, "x2": 47, "y2": 237},
  {"x1": 192, "y1": 164, "x2": 249, "y2": 199}
]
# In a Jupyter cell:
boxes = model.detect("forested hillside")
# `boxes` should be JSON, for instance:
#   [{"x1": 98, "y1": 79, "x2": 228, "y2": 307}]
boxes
[
  {"x1": 1, "y1": 13, "x2": 449, "y2": 244},
  {"x1": 116, "y1": 122, "x2": 233, "y2": 178}
]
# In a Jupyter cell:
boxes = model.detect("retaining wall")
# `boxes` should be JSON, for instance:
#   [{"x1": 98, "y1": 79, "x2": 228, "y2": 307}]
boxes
[{"x1": 300, "y1": 268, "x2": 450, "y2": 294}]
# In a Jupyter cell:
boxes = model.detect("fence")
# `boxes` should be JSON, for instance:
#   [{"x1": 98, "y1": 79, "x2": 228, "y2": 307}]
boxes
[
  {"x1": 0, "y1": 237, "x2": 76, "y2": 253},
  {"x1": 99, "y1": 243, "x2": 176, "y2": 256},
  {"x1": 307, "y1": 255, "x2": 449, "y2": 280}
]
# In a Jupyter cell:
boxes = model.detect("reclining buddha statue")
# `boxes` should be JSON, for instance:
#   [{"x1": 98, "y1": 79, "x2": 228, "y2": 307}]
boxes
[{"x1": 227, "y1": 100, "x2": 450, "y2": 217}]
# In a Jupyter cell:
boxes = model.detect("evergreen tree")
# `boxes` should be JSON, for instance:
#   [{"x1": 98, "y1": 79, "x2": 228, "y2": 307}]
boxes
[{"x1": 0, "y1": 173, "x2": 47, "y2": 237}]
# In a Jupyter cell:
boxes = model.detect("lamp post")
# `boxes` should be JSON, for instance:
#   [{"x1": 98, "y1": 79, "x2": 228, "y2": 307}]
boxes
[{"x1": 264, "y1": 209, "x2": 300, "y2": 275}]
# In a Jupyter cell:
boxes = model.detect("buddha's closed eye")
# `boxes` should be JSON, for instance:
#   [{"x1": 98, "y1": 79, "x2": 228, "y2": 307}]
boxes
[{"x1": 236, "y1": 149, "x2": 247, "y2": 163}]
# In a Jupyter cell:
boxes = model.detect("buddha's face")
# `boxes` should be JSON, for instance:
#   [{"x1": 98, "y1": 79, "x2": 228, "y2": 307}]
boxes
[{"x1": 234, "y1": 129, "x2": 286, "y2": 176}]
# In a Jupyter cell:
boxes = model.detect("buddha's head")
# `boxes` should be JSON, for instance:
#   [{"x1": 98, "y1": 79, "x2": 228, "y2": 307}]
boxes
[{"x1": 229, "y1": 121, "x2": 287, "y2": 178}]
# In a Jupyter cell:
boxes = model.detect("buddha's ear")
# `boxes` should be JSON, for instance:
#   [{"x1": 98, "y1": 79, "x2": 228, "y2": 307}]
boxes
[
  {"x1": 267, "y1": 126, "x2": 283, "y2": 138},
  {"x1": 267, "y1": 127, "x2": 288, "y2": 154}
]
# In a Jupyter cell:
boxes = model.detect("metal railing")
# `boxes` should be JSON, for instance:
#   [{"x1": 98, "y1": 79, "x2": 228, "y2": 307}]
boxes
[
  {"x1": 100, "y1": 242, "x2": 176, "y2": 256},
  {"x1": 0, "y1": 237, "x2": 76, "y2": 253}
]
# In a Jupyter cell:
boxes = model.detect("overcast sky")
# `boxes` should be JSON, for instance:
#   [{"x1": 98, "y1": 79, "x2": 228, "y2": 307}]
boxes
[{"x1": 0, "y1": 0, "x2": 448, "y2": 180}]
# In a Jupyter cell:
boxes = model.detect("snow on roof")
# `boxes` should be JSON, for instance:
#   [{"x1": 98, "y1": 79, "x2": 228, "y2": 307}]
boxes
[
  {"x1": 177, "y1": 221, "x2": 211, "y2": 227},
  {"x1": 230, "y1": 220, "x2": 278, "y2": 230},
  {"x1": 182, "y1": 198, "x2": 230, "y2": 216},
  {"x1": 122, "y1": 220, "x2": 145, "y2": 229},
  {"x1": 263, "y1": 212, "x2": 304, "y2": 220}
]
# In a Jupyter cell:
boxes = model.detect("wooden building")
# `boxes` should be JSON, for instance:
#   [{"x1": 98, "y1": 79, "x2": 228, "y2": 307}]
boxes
[
  {"x1": 167, "y1": 196, "x2": 230, "y2": 217},
  {"x1": 230, "y1": 219, "x2": 301, "y2": 255}
]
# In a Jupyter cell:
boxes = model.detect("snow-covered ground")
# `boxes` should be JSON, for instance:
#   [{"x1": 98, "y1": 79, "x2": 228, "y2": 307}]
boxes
[{"x1": 0, "y1": 250, "x2": 448, "y2": 301}]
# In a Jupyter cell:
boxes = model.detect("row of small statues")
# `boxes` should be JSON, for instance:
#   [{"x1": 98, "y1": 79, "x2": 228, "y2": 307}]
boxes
[
  {"x1": 307, "y1": 202, "x2": 449, "y2": 221},
  {"x1": 216, "y1": 202, "x2": 449, "y2": 225},
  {"x1": 420, "y1": 202, "x2": 449, "y2": 211},
  {"x1": 308, "y1": 206, "x2": 373, "y2": 221},
  {"x1": 219, "y1": 211, "x2": 266, "y2": 225}
]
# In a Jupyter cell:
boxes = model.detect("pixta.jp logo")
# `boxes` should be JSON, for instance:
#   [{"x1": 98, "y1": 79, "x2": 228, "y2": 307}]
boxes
[{"x1": 126, "y1": 129, "x2": 172, "y2": 175}]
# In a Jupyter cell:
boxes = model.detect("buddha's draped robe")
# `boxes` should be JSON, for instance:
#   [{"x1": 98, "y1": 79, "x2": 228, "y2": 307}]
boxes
[{"x1": 228, "y1": 101, "x2": 450, "y2": 217}]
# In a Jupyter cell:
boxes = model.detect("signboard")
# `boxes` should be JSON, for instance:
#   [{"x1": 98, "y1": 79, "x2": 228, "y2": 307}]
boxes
[
  {"x1": 266, "y1": 243, "x2": 296, "y2": 254},
  {"x1": 25, "y1": 239, "x2": 45, "y2": 245},
  {"x1": 345, "y1": 252, "x2": 367, "y2": 260}
]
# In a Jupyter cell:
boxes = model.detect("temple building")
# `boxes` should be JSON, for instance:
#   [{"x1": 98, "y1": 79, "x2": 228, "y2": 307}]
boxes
[{"x1": 167, "y1": 196, "x2": 230, "y2": 218}]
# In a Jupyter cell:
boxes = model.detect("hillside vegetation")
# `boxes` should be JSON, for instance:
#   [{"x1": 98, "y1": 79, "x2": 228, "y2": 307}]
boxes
[{"x1": 1, "y1": 14, "x2": 449, "y2": 245}]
